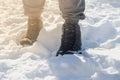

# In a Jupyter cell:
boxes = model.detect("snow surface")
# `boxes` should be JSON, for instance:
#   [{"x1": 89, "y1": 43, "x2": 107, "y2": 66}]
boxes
[{"x1": 0, "y1": 0, "x2": 120, "y2": 80}]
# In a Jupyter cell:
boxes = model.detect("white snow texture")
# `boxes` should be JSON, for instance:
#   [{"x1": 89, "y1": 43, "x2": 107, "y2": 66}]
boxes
[{"x1": 0, "y1": 0, "x2": 120, "y2": 80}]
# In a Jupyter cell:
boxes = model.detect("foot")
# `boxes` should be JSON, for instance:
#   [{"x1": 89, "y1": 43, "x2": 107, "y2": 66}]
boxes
[
  {"x1": 56, "y1": 19, "x2": 82, "y2": 56},
  {"x1": 20, "y1": 17, "x2": 43, "y2": 46},
  {"x1": 20, "y1": 38, "x2": 33, "y2": 46}
]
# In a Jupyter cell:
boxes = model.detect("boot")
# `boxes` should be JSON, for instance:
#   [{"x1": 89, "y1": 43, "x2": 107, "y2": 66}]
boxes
[
  {"x1": 56, "y1": 20, "x2": 81, "y2": 56},
  {"x1": 72, "y1": 24, "x2": 82, "y2": 53},
  {"x1": 20, "y1": 17, "x2": 42, "y2": 45},
  {"x1": 56, "y1": 19, "x2": 82, "y2": 56}
]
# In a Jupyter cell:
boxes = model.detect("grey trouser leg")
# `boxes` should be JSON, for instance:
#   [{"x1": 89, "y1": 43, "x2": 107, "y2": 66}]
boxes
[
  {"x1": 59, "y1": 0, "x2": 85, "y2": 20},
  {"x1": 23, "y1": 0, "x2": 45, "y2": 17}
]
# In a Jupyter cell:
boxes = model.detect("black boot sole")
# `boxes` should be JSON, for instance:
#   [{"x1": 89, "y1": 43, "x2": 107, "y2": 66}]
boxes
[{"x1": 56, "y1": 50, "x2": 82, "y2": 56}]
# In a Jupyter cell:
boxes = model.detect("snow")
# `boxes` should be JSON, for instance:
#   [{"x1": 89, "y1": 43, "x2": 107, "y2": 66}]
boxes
[{"x1": 0, "y1": 0, "x2": 120, "y2": 80}]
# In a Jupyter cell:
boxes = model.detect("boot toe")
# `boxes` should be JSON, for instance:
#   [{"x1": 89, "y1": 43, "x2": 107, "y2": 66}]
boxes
[{"x1": 20, "y1": 38, "x2": 33, "y2": 46}]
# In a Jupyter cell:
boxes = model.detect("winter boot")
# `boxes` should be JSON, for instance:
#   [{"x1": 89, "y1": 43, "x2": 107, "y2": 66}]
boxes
[
  {"x1": 56, "y1": 19, "x2": 82, "y2": 56},
  {"x1": 20, "y1": 17, "x2": 42, "y2": 45},
  {"x1": 72, "y1": 23, "x2": 82, "y2": 54},
  {"x1": 56, "y1": 19, "x2": 76, "y2": 56}
]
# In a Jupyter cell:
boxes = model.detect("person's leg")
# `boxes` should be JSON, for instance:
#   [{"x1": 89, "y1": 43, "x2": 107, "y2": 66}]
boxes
[
  {"x1": 20, "y1": 0, "x2": 45, "y2": 45},
  {"x1": 59, "y1": 0, "x2": 85, "y2": 20},
  {"x1": 57, "y1": 0, "x2": 85, "y2": 56}
]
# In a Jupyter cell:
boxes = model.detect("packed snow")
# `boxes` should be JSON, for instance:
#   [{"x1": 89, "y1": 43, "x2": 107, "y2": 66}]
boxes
[{"x1": 0, "y1": 0, "x2": 120, "y2": 80}]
